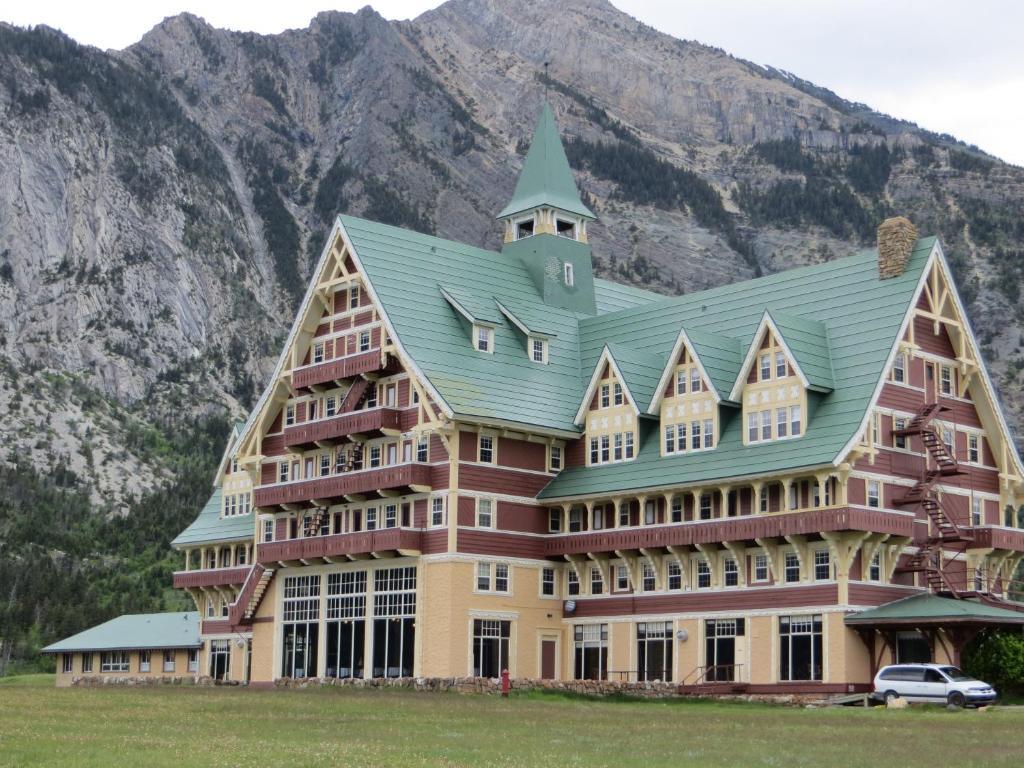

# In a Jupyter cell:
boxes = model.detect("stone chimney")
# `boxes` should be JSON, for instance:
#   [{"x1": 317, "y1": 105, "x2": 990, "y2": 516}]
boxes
[{"x1": 877, "y1": 216, "x2": 919, "y2": 279}]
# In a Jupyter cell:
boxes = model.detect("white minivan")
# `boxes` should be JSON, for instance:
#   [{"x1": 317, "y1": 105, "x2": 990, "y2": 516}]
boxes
[{"x1": 873, "y1": 663, "x2": 997, "y2": 707}]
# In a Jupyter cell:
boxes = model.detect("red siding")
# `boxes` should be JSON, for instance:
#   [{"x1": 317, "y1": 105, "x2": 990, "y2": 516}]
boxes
[
  {"x1": 458, "y1": 464, "x2": 551, "y2": 496},
  {"x1": 570, "y1": 584, "x2": 840, "y2": 617},
  {"x1": 457, "y1": 529, "x2": 546, "y2": 559},
  {"x1": 499, "y1": 437, "x2": 547, "y2": 472}
]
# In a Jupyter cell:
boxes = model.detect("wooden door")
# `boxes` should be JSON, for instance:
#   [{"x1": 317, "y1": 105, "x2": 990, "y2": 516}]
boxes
[{"x1": 541, "y1": 640, "x2": 557, "y2": 680}]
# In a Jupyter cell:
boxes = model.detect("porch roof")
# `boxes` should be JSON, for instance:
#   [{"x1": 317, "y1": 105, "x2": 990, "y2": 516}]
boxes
[{"x1": 845, "y1": 594, "x2": 1024, "y2": 628}]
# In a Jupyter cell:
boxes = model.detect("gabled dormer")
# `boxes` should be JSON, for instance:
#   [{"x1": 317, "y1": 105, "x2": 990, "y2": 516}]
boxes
[
  {"x1": 576, "y1": 347, "x2": 641, "y2": 465},
  {"x1": 498, "y1": 103, "x2": 597, "y2": 315},
  {"x1": 649, "y1": 328, "x2": 742, "y2": 456},
  {"x1": 731, "y1": 310, "x2": 833, "y2": 446},
  {"x1": 439, "y1": 284, "x2": 503, "y2": 354}
]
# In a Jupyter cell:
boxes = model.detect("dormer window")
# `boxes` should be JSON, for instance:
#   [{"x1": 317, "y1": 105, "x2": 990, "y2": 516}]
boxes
[
  {"x1": 474, "y1": 325, "x2": 494, "y2": 353},
  {"x1": 775, "y1": 351, "x2": 786, "y2": 378},
  {"x1": 515, "y1": 217, "x2": 535, "y2": 240},
  {"x1": 530, "y1": 337, "x2": 548, "y2": 364},
  {"x1": 563, "y1": 263, "x2": 574, "y2": 287},
  {"x1": 556, "y1": 218, "x2": 577, "y2": 240},
  {"x1": 760, "y1": 353, "x2": 771, "y2": 381}
]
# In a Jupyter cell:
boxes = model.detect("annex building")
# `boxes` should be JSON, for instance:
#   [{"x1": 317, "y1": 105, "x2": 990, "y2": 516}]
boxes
[{"x1": 47, "y1": 105, "x2": 1024, "y2": 692}]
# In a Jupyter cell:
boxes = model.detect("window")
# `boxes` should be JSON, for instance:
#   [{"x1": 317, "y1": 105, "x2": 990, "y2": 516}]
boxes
[
  {"x1": 613, "y1": 433, "x2": 623, "y2": 462},
  {"x1": 320, "y1": 455, "x2": 331, "y2": 477},
  {"x1": 313, "y1": 342, "x2": 325, "y2": 364},
  {"x1": 867, "y1": 480, "x2": 880, "y2": 508},
  {"x1": 569, "y1": 508, "x2": 582, "y2": 532},
  {"x1": 616, "y1": 565, "x2": 630, "y2": 591},
  {"x1": 163, "y1": 650, "x2": 176, "y2": 673},
  {"x1": 761, "y1": 410, "x2": 772, "y2": 441},
  {"x1": 643, "y1": 500, "x2": 656, "y2": 526},
  {"x1": 696, "y1": 559, "x2": 711, "y2": 589},
  {"x1": 417, "y1": 437, "x2": 428, "y2": 463},
  {"x1": 703, "y1": 419, "x2": 714, "y2": 449},
  {"x1": 942, "y1": 428, "x2": 954, "y2": 456},
  {"x1": 516, "y1": 217, "x2": 535, "y2": 240},
  {"x1": 642, "y1": 562, "x2": 656, "y2": 592},
  {"x1": 747, "y1": 413, "x2": 758, "y2": 443},
  {"x1": 618, "y1": 502, "x2": 630, "y2": 527},
  {"x1": 541, "y1": 568, "x2": 556, "y2": 597},
  {"x1": 478, "y1": 435, "x2": 494, "y2": 464},
  {"x1": 690, "y1": 368, "x2": 700, "y2": 393},
  {"x1": 699, "y1": 493, "x2": 712, "y2": 520},
  {"x1": 475, "y1": 326, "x2": 493, "y2": 353},
  {"x1": 971, "y1": 498, "x2": 983, "y2": 527},
  {"x1": 369, "y1": 446, "x2": 381, "y2": 468},
  {"x1": 637, "y1": 622, "x2": 673, "y2": 682},
  {"x1": 567, "y1": 570, "x2": 580, "y2": 596},
  {"x1": 366, "y1": 507, "x2": 378, "y2": 530},
  {"x1": 372, "y1": 567, "x2": 416, "y2": 679},
  {"x1": 893, "y1": 353, "x2": 906, "y2": 383},
  {"x1": 813, "y1": 550, "x2": 831, "y2": 581},
  {"x1": 325, "y1": 571, "x2": 367, "y2": 680},
  {"x1": 188, "y1": 649, "x2": 199, "y2": 673},
  {"x1": 431, "y1": 497, "x2": 446, "y2": 527},
  {"x1": 790, "y1": 405, "x2": 802, "y2": 437},
  {"x1": 285, "y1": 405, "x2": 296, "y2": 427},
  {"x1": 325, "y1": 395, "x2": 337, "y2": 417},
  {"x1": 476, "y1": 562, "x2": 509, "y2": 593},
  {"x1": 600, "y1": 435, "x2": 610, "y2": 463},
  {"x1": 760, "y1": 354, "x2": 771, "y2": 381},
  {"x1": 548, "y1": 508, "x2": 561, "y2": 532},
  {"x1": 600, "y1": 384, "x2": 610, "y2": 409},
  {"x1": 625, "y1": 432, "x2": 635, "y2": 459},
  {"x1": 671, "y1": 496, "x2": 683, "y2": 523},
  {"x1": 775, "y1": 351, "x2": 787, "y2": 378},
  {"x1": 574, "y1": 624, "x2": 607, "y2": 680},
  {"x1": 940, "y1": 365, "x2": 952, "y2": 396},
  {"x1": 495, "y1": 563, "x2": 509, "y2": 593},
  {"x1": 472, "y1": 620, "x2": 511, "y2": 678},
  {"x1": 754, "y1": 553, "x2": 769, "y2": 582},
  {"x1": 549, "y1": 445, "x2": 562, "y2": 472},
  {"x1": 100, "y1": 651, "x2": 130, "y2": 673},
  {"x1": 779, "y1": 615, "x2": 823, "y2": 681},
  {"x1": 531, "y1": 337, "x2": 547, "y2": 364},
  {"x1": 759, "y1": 487, "x2": 769, "y2": 514},
  {"x1": 690, "y1": 420, "x2": 701, "y2": 450},
  {"x1": 349, "y1": 284, "x2": 360, "y2": 309},
  {"x1": 968, "y1": 434, "x2": 980, "y2": 463},
  {"x1": 62, "y1": 653, "x2": 73, "y2": 674},
  {"x1": 664, "y1": 424, "x2": 675, "y2": 454},
  {"x1": 556, "y1": 218, "x2": 577, "y2": 239},
  {"x1": 591, "y1": 567, "x2": 603, "y2": 595},
  {"x1": 81, "y1": 653, "x2": 93, "y2": 673},
  {"x1": 359, "y1": 331, "x2": 370, "y2": 352},
  {"x1": 869, "y1": 552, "x2": 881, "y2": 582},
  {"x1": 592, "y1": 505, "x2": 604, "y2": 530},
  {"x1": 476, "y1": 562, "x2": 491, "y2": 591},
  {"x1": 564, "y1": 263, "x2": 575, "y2": 287},
  {"x1": 263, "y1": 519, "x2": 274, "y2": 543},
  {"x1": 676, "y1": 370, "x2": 687, "y2": 395},
  {"x1": 384, "y1": 504, "x2": 398, "y2": 529},
  {"x1": 705, "y1": 618, "x2": 745, "y2": 682},
  {"x1": 724, "y1": 558, "x2": 739, "y2": 587},
  {"x1": 784, "y1": 552, "x2": 801, "y2": 583},
  {"x1": 777, "y1": 408, "x2": 788, "y2": 439},
  {"x1": 476, "y1": 498, "x2": 495, "y2": 528},
  {"x1": 613, "y1": 382, "x2": 624, "y2": 406},
  {"x1": 894, "y1": 418, "x2": 907, "y2": 449},
  {"x1": 667, "y1": 561, "x2": 683, "y2": 590}
]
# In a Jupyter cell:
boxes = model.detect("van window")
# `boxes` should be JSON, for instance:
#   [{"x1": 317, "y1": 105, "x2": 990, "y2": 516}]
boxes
[
  {"x1": 939, "y1": 666, "x2": 973, "y2": 682},
  {"x1": 880, "y1": 666, "x2": 924, "y2": 682},
  {"x1": 923, "y1": 669, "x2": 945, "y2": 683}
]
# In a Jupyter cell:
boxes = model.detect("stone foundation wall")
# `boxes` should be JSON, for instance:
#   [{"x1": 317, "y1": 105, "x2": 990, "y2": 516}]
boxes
[{"x1": 70, "y1": 675, "x2": 200, "y2": 687}]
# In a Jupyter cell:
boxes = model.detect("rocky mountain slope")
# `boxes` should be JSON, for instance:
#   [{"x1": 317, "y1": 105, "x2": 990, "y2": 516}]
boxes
[{"x1": 2, "y1": 0, "x2": 1023, "y2": 513}]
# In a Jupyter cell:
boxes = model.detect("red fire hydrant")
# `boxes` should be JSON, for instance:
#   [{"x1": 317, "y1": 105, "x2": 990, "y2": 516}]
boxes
[{"x1": 501, "y1": 668, "x2": 510, "y2": 697}]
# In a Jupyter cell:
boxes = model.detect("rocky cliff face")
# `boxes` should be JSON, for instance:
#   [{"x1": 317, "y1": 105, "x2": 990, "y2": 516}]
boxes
[{"x1": 1, "y1": 0, "x2": 1023, "y2": 508}]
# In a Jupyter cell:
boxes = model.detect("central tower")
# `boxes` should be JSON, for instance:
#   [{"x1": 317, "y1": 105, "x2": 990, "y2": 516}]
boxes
[{"x1": 499, "y1": 103, "x2": 598, "y2": 315}]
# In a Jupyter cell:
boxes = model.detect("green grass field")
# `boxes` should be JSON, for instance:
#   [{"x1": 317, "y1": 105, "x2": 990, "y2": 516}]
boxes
[{"x1": 0, "y1": 675, "x2": 1020, "y2": 767}]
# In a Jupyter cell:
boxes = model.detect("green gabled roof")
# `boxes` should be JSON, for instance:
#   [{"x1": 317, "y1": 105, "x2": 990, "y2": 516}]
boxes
[
  {"x1": 767, "y1": 309, "x2": 835, "y2": 392},
  {"x1": 593, "y1": 278, "x2": 664, "y2": 314},
  {"x1": 440, "y1": 284, "x2": 504, "y2": 326},
  {"x1": 845, "y1": 594, "x2": 1024, "y2": 625},
  {"x1": 171, "y1": 488, "x2": 253, "y2": 547},
  {"x1": 606, "y1": 342, "x2": 665, "y2": 417},
  {"x1": 496, "y1": 295, "x2": 560, "y2": 337},
  {"x1": 42, "y1": 612, "x2": 201, "y2": 653},
  {"x1": 682, "y1": 327, "x2": 744, "y2": 403},
  {"x1": 540, "y1": 238, "x2": 935, "y2": 499},
  {"x1": 497, "y1": 103, "x2": 595, "y2": 220}
]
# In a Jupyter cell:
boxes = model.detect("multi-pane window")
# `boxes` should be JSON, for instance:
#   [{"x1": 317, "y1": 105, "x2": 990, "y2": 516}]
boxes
[
  {"x1": 589, "y1": 432, "x2": 634, "y2": 464},
  {"x1": 478, "y1": 435, "x2": 494, "y2": 463},
  {"x1": 541, "y1": 568, "x2": 556, "y2": 597},
  {"x1": 784, "y1": 552, "x2": 801, "y2": 583},
  {"x1": 567, "y1": 570, "x2": 580, "y2": 596},
  {"x1": 359, "y1": 331, "x2": 371, "y2": 352},
  {"x1": 365, "y1": 507, "x2": 378, "y2": 530},
  {"x1": 325, "y1": 395, "x2": 337, "y2": 417},
  {"x1": 475, "y1": 326, "x2": 491, "y2": 352},
  {"x1": 188, "y1": 649, "x2": 198, "y2": 673},
  {"x1": 574, "y1": 624, "x2": 608, "y2": 680},
  {"x1": 779, "y1": 615, "x2": 823, "y2": 681},
  {"x1": 754, "y1": 553, "x2": 770, "y2": 582},
  {"x1": 942, "y1": 428, "x2": 954, "y2": 456},
  {"x1": 431, "y1": 497, "x2": 445, "y2": 527},
  {"x1": 776, "y1": 408, "x2": 788, "y2": 438},
  {"x1": 613, "y1": 382, "x2": 624, "y2": 406},
  {"x1": 100, "y1": 651, "x2": 129, "y2": 673},
  {"x1": 384, "y1": 504, "x2": 398, "y2": 529},
  {"x1": 813, "y1": 550, "x2": 831, "y2": 581},
  {"x1": 759, "y1": 486, "x2": 769, "y2": 513},
  {"x1": 790, "y1": 405, "x2": 802, "y2": 436},
  {"x1": 760, "y1": 354, "x2": 771, "y2": 381},
  {"x1": 667, "y1": 561, "x2": 682, "y2": 590},
  {"x1": 893, "y1": 353, "x2": 906, "y2": 383},
  {"x1": 940, "y1": 365, "x2": 952, "y2": 396},
  {"x1": 637, "y1": 622, "x2": 673, "y2": 682},
  {"x1": 968, "y1": 434, "x2": 980, "y2": 463},
  {"x1": 894, "y1": 418, "x2": 907, "y2": 449},
  {"x1": 705, "y1": 618, "x2": 745, "y2": 682},
  {"x1": 699, "y1": 494, "x2": 713, "y2": 520},
  {"x1": 548, "y1": 508, "x2": 561, "y2": 532},
  {"x1": 696, "y1": 559, "x2": 711, "y2": 589},
  {"x1": 472, "y1": 620, "x2": 511, "y2": 678},
  {"x1": 531, "y1": 338, "x2": 546, "y2": 364},
  {"x1": 62, "y1": 653, "x2": 73, "y2": 673},
  {"x1": 313, "y1": 342, "x2": 325, "y2": 364},
  {"x1": 615, "y1": 565, "x2": 630, "y2": 591},
  {"x1": 549, "y1": 445, "x2": 562, "y2": 472},
  {"x1": 476, "y1": 562, "x2": 510, "y2": 593},
  {"x1": 590, "y1": 567, "x2": 603, "y2": 595},
  {"x1": 723, "y1": 558, "x2": 739, "y2": 587},
  {"x1": 675, "y1": 369, "x2": 688, "y2": 395},
  {"x1": 569, "y1": 508, "x2": 582, "y2": 532},
  {"x1": 285, "y1": 405, "x2": 296, "y2": 427},
  {"x1": 600, "y1": 384, "x2": 610, "y2": 409},
  {"x1": 642, "y1": 562, "x2": 656, "y2": 592},
  {"x1": 671, "y1": 496, "x2": 683, "y2": 523},
  {"x1": 372, "y1": 567, "x2": 416, "y2": 678},
  {"x1": 971, "y1": 498, "x2": 983, "y2": 527},
  {"x1": 867, "y1": 480, "x2": 881, "y2": 508},
  {"x1": 417, "y1": 438, "x2": 428, "y2": 463},
  {"x1": 869, "y1": 552, "x2": 881, "y2": 582},
  {"x1": 349, "y1": 284, "x2": 360, "y2": 309},
  {"x1": 283, "y1": 575, "x2": 321, "y2": 622},
  {"x1": 81, "y1": 653, "x2": 93, "y2": 673},
  {"x1": 618, "y1": 503, "x2": 630, "y2": 527},
  {"x1": 476, "y1": 498, "x2": 494, "y2": 528},
  {"x1": 325, "y1": 571, "x2": 367, "y2": 680},
  {"x1": 163, "y1": 649, "x2": 176, "y2": 673},
  {"x1": 775, "y1": 351, "x2": 787, "y2": 378}
]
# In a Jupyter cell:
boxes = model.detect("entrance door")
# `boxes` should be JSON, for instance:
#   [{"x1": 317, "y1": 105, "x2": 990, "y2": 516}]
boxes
[
  {"x1": 705, "y1": 619, "x2": 744, "y2": 682},
  {"x1": 541, "y1": 640, "x2": 557, "y2": 680}
]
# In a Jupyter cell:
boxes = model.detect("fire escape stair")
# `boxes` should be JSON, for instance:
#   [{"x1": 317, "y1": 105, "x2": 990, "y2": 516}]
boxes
[{"x1": 226, "y1": 564, "x2": 275, "y2": 625}]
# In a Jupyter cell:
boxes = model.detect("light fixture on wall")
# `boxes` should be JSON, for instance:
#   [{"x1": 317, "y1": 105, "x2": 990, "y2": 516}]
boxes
[
  {"x1": 676, "y1": 629, "x2": 689, "y2": 642},
  {"x1": 564, "y1": 600, "x2": 577, "y2": 615}
]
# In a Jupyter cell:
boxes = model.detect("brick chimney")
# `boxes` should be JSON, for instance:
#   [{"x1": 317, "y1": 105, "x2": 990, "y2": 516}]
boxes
[{"x1": 877, "y1": 216, "x2": 918, "y2": 279}]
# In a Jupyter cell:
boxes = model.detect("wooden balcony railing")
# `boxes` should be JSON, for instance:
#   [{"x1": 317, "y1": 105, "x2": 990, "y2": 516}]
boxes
[
  {"x1": 283, "y1": 407, "x2": 400, "y2": 449},
  {"x1": 172, "y1": 566, "x2": 251, "y2": 589},
  {"x1": 254, "y1": 463, "x2": 432, "y2": 508},
  {"x1": 292, "y1": 349, "x2": 384, "y2": 390},
  {"x1": 258, "y1": 527, "x2": 422, "y2": 564},
  {"x1": 544, "y1": 506, "x2": 915, "y2": 557},
  {"x1": 968, "y1": 525, "x2": 1024, "y2": 552}
]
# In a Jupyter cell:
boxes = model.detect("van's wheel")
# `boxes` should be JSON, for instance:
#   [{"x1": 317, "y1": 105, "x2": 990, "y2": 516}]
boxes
[
  {"x1": 947, "y1": 692, "x2": 965, "y2": 709},
  {"x1": 884, "y1": 690, "x2": 900, "y2": 705}
]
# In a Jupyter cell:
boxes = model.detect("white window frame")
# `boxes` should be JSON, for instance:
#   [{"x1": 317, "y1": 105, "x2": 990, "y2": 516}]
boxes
[
  {"x1": 478, "y1": 434, "x2": 496, "y2": 464},
  {"x1": 754, "y1": 553, "x2": 770, "y2": 582},
  {"x1": 514, "y1": 215, "x2": 536, "y2": 241},
  {"x1": 555, "y1": 217, "x2": 577, "y2": 240},
  {"x1": 474, "y1": 325, "x2": 494, "y2": 354},
  {"x1": 530, "y1": 336, "x2": 548, "y2": 364},
  {"x1": 563, "y1": 262, "x2": 574, "y2": 287},
  {"x1": 476, "y1": 498, "x2": 496, "y2": 529},
  {"x1": 540, "y1": 567, "x2": 557, "y2": 598}
]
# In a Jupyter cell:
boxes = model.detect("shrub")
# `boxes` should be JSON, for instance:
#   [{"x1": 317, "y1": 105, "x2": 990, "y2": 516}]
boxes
[{"x1": 962, "y1": 631, "x2": 1024, "y2": 693}]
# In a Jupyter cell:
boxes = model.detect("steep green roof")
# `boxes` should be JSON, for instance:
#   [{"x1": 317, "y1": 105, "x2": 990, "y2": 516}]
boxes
[
  {"x1": 42, "y1": 612, "x2": 200, "y2": 653},
  {"x1": 768, "y1": 309, "x2": 834, "y2": 392},
  {"x1": 607, "y1": 343, "x2": 664, "y2": 418},
  {"x1": 539, "y1": 238, "x2": 935, "y2": 499},
  {"x1": 440, "y1": 284, "x2": 504, "y2": 326},
  {"x1": 171, "y1": 488, "x2": 253, "y2": 547},
  {"x1": 680, "y1": 327, "x2": 743, "y2": 403},
  {"x1": 845, "y1": 594, "x2": 1024, "y2": 625},
  {"x1": 497, "y1": 103, "x2": 595, "y2": 220}
]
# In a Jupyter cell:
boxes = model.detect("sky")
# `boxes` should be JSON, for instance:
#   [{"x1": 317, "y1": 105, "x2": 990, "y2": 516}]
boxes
[{"x1": 3, "y1": 0, "x2": 1021, "y2": 166}]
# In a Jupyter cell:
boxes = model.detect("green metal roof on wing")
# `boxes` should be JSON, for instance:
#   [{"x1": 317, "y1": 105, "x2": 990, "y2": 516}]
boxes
[
  {"x1": 845, "y1": 594, "x2": 1024, "y2": 626},
  {"x1": 42, "y1": 612, "x2": 201, "y2": 653},
  {"x1": 171, "y1": 487, "x2": 254, "y2": 547}
]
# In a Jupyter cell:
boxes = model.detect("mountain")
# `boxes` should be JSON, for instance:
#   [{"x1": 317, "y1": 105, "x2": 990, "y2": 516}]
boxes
[{"x1": 2, "y1": 0, "x2": 1023, "y2": 664}]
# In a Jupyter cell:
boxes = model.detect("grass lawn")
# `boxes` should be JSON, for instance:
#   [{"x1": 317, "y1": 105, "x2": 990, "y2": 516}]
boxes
[{"x1": 0, "y1": 675, "x2": 1020, "y2": 767}]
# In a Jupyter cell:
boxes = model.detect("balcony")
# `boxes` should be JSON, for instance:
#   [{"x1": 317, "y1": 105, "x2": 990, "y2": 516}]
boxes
[
  {"x1": 969, "y1": 526, "x2": 1024, "y2": 552},
  {"x1": 258, "y1": 527, "x2": 422, "y2": 565},
  {"x1": 292, "y1": 349, "x2": 384, "y2": 390},
  {"x1": 283, "y1": 407, "x2": 401, "y2": 449},
  {"x1": 545, "y1": 506, "x2": 915, "y2": 558},
  {"x1": 172, "y1": 566, "x2": 251, "y2": 590},
  {"x1": 254, "y1": 463, "x2": 432, "y2": 509}
]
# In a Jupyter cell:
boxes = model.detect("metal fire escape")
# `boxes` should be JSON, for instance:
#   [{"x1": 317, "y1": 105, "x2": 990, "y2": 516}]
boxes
[{"x1": 892, "y1": 403, "x2": 974, "y2": 597}]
